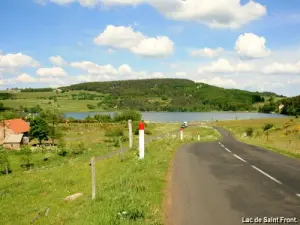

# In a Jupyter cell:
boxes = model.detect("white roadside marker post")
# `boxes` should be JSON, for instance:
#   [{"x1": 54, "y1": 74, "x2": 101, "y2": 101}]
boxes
[
  {"x1": 180, "y1": 127, "x2": 183, "y2": 141},
  {"x1": 128, "y1": 120, "x2": 133, "y2": 149},
  {"x1": 139, "y1": 121, "x2": 145, "y2": 159},
  {"x1": 198, "y1": 133, "x2": 200, "y2": 141}
]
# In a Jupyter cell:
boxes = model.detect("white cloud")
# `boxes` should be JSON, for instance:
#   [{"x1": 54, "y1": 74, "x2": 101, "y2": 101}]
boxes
[
  {"x1": 151, "y1": 72, "x2": 164, "y2": 78},
  {"x1": 175, "y1": 72, "x2": 187, "y2": 77},
  {"x1": 38, "y1": 0, "x2": 266, "y2": 29},
  {"x1": 36, "y1": 67, "x2": 68, "y2": 76},
  {"x1": 71, "y1": 60, "x2": 150, "y2": 80},
  {"x1": 235, "y1": 33, "x2": 271, "y2": 58},
  {"x1": 198, "y1": 58, "x2": 235, "y2": 74},
  {"x1": 262, "y1": 62, "x2": 300, "y2": 75},
  {"x1": 70, "y1": 61, "x2": 117, "y2": 74},
  {"x1": 131, "y1": 36, "x2": 174, "y2": 57},
  {"x1": 15, "y1": 73, "x2": 37, "y2": 83},
  {"x1": 197, "y1": 77, "x2": 237, "y2": 88},
  {"x1": 49, "y1": 55, "x2": 67, "y2": 66},
  {"x1": 39, "y1": 77, "x2": 66, "y2": 85},
  {"x1": 190, "y1": 47, "x2": 224, "y2": 58},
  {"x1": 236, "y1": 62, "x2": 255, "y2": 72},
  {"x1": 94, "y1": 25, "x2": 174, "y2": 57},
  {"x1": 0, "y1": 53, "x2": 39, "y2": 68}
]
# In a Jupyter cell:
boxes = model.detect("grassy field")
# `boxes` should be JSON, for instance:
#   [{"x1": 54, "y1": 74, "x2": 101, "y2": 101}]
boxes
[
  {"x1": 211, "y1": 117, "x2": 300, "y2": 158},
  {"x1": 0, "y1": 125, "x2": 219, "y2": 225}
]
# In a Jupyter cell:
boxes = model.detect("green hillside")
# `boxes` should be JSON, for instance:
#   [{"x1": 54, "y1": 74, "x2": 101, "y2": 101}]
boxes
[
  {"x1": 1, "y1": 79, "x2": 287, "y2": 113},
  {"x1": 61, "y1": 78, "x2": 268, "y2": 112}
]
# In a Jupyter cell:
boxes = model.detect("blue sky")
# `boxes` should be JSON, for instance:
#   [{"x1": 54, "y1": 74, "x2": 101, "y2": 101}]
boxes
[{"x1": 0, "y1": 0, "x2": 300, "y2": 96}]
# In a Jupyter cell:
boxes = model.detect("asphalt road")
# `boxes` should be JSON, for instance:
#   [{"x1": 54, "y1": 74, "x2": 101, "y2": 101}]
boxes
[{"x1": 168, "y1": 127, "x2": 300, "y2": 225}]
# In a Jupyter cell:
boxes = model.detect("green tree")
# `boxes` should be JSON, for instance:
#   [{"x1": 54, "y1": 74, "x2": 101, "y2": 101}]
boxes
[
  {"x1": 20, "y1": 146, "x2": 33, "y2": 170},
  {"x1": 0, "y1": 149, "x2": 11, "y2": 174},
  {"x1": 263, "y1": 123, "x2": 274, "y2": 141},
  {"x1": 49, "y1": 127, "x2": 63, "y2": 145},
  {"x1": 30, "y1": 117, "x2": 50, "y2": 144}
]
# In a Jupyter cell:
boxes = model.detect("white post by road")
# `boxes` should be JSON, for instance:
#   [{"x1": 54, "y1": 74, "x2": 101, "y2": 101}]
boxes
[
  {"x1": 91, "y1": 156, "x2": 96, "y2": 200},
  {"x1": 180, "y1": 128, "x2": 183, "y2": 141},
  {"x1": 198, "y1": 134, "x2": 200, "y2": 141},
  {"x1": 139, "y1": 121, "x2": 145, "y2": 159},
  {"x1": 128, "y1": 120, "x2": 133, "y2": 149}
]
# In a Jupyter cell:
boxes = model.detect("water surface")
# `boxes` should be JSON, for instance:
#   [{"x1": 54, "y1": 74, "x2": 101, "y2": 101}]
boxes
[{"x1": 64, "y1": 112, "x2": 287, "y2": 122}]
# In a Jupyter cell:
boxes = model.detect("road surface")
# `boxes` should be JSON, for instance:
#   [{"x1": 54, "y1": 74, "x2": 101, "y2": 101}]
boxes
[{"x1": 167, "y1": 127, "x2": 300, "y2": 225}]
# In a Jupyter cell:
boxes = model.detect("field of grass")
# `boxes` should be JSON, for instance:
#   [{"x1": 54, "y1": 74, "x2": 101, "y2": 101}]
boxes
[
  {"x1": 211, "y1": 117, "x2": 300, "y2": 158},
  {"x1": 0, "y1": 125, "x2": 219, "y2": 225}
]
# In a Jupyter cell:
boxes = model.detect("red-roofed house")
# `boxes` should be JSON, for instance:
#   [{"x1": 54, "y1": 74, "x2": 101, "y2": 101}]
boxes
[{"x1": 0, "y1": 118, "x2": 30, "y2": 150}]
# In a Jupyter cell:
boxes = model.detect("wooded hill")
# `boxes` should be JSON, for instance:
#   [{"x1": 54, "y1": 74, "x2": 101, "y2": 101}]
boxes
[{"x1": 60, "y1": 79, "x2": 279, "y2": 112}]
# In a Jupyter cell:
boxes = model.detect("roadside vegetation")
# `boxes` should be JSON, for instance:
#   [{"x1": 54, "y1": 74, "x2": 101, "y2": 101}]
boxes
[
  {"x1": 0, "y1": 123, "x2": 219, "y2": 224},
  {"x1": 213, "y1": 117, "x2": 300, "y2": 158}
]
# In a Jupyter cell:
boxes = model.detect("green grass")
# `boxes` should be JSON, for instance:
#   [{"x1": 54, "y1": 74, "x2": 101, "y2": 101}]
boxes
[
  {"x1": 0, "y1": 126, "x2": 219, "y2": 225},
  {"x1": 211, "y1": 117, "x2": 300, "y2": 158}
]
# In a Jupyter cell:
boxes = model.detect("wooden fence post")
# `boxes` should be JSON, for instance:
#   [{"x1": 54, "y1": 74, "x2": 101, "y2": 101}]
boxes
[
  {"x1": 119, "y1": 137, "x2": 124, "y2": 162},
  {"x1": 91, "y1": 157, "x2": 96, "y2": 200},
  {"x1": 5, "y1": 163, "x2": 8, "y2": 175},
  {"x1": 128, "y1": 120, "x2": 133, "y2": 149}
]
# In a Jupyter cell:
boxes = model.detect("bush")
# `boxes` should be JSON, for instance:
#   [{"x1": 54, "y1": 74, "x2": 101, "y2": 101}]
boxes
[
  {"x1": 245, "y1": 127, "x2": 254, "y2": 137},
  {"x1": 72, "y1": 142, "x2": 86, "y2": 155},
  {"x1": 20, "y1": 146, "x2": 34, "y2": 170},
  {"x1": 105, "y1": 128, "x2": 124, "y2": 137},
  {"x1": 263, "y1": 123, "x2": 274, "y2": 131},
  {"x1": 94, "y1": 114, "x2": 112, "y2": 122},
  {"x1": 58, "y1": 149, "x2": 68, "y2": 157},
  {"x1": 87, "y1": 104, "x2": 96, "y2": 110},
  {"x1": 114, "y1": 111, "x2": 142, "y2": 122}
]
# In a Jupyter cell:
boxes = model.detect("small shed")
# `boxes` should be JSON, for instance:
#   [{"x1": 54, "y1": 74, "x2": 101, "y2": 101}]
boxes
[{"x1": 3, "y1": 134, "x2": 24, "y2": 150}]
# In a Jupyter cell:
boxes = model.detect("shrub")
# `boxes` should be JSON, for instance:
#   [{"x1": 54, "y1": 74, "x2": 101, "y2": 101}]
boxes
[
  {"x1": 72, "y1": 142, "x2": 86, "y2": 155},
  {"x1": 20, "y1": 146, "x2": 34, "y2": 170},
  {"x1": 94, "y1": 114, "x2": 112, "y2": 122},
  {"x1": 263, "y1": 123, "x2": 274, "y2": 131},
  {"x1": 245, "y1": 127, "x2": 254, "y2": 137},
  {"x1": 114, "y1": 111, "x2": 142, "y2": 122},
  {"x1": 58, "y1": 149, "x2": 68, "y2": 157},
  {"x1": 87, "y1": 104, "x2": 96, "y2": 109},
  {"x1": 105, "y1": 128, "x2": 124, "y2": 137}
]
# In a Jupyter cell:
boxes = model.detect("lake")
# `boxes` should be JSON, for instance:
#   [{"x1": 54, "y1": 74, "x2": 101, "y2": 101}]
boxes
[{"x1": 64, "y1": 112, "x2": 288, "y2": 122}]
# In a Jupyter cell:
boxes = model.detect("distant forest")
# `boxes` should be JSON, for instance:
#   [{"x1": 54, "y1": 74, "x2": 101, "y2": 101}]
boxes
[{"x1": 61, "y1": 79, "x2": 268, "y2": 112}]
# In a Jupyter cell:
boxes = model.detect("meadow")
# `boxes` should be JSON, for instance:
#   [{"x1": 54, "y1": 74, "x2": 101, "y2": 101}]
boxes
[{"x1": 0, "y1": 123, "x2": 220, "y2": 225}]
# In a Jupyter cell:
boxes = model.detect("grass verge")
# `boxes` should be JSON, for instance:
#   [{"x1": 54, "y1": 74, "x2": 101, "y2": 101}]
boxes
[
  {"x1": 0, "y1": 126, "x2": 219, "y2": 225},
  {"x1": 211, "y1": 117, "x2": 300, "y2": 158}
]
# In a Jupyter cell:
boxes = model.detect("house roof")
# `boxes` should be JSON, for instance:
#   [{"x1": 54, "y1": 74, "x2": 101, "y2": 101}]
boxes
[
  {"x1": 4, "y1": 118, "x2": 30, "y2": 133},
  {"x1": 3, "y1": 134, "x2": 24, "y2": 144}
]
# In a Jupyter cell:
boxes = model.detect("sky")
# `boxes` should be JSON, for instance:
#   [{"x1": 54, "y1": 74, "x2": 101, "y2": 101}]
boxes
[{"x1": 0, "y1": 0, "x2": 300, "y2": 96}]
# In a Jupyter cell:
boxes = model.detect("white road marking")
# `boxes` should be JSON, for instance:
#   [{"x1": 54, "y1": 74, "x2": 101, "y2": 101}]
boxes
[
  {"x1": 251, "y1": 165, "x2": 282, "y2": 184},
  {"x1": 233, "y1": 154, "x2": 247, "y2": 163},
  {"x1": 225, "y1": 148, "x2": 231, "y2": 153},
  {"x1": 296, "y1": 194, "x2": 300, "y2": 198}
]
